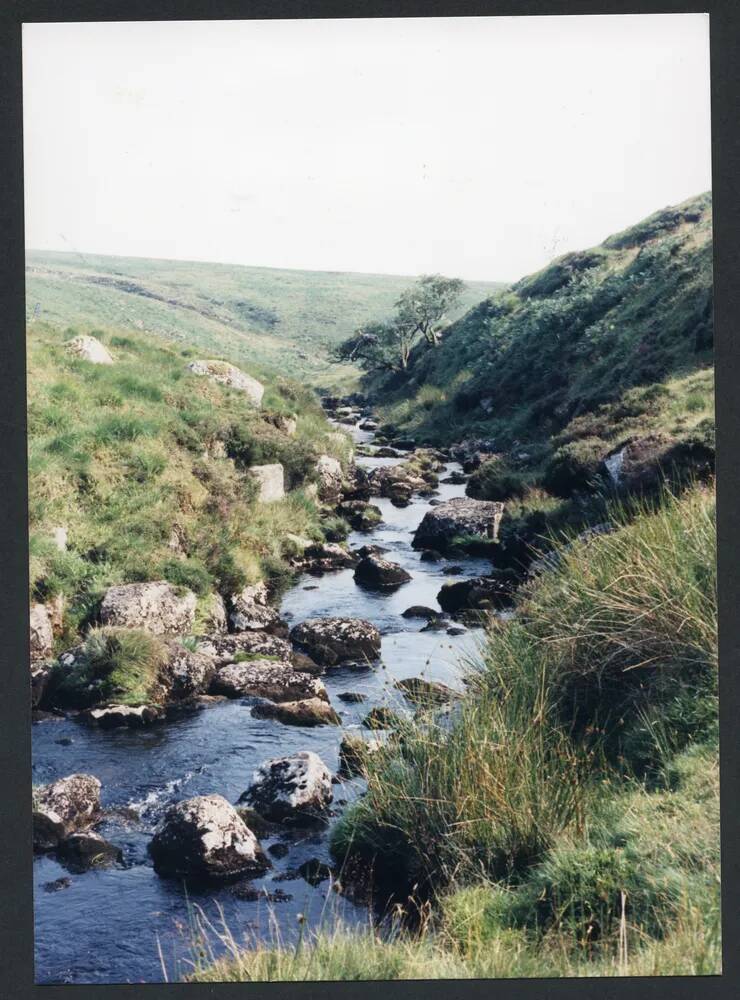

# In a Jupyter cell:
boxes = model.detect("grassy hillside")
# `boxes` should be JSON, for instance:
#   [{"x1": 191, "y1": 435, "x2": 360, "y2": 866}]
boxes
[
  {"x1": 374, "y1": 192, "x2": 713, "y2": 454},
  {"x1": 26, "y1": 251, "x2": 501, "y2": 390},
  {"x1": 27, "y1": 322, "x2": 352, "y2": 648}
]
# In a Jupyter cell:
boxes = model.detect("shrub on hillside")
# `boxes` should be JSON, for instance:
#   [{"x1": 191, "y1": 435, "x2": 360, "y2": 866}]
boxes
[
  {"x1": 542, "y1": 438, "x2": 608, "y2": 497},
  {"x1": 466, "y1": 459, "x2": 534, "y2": 501}
]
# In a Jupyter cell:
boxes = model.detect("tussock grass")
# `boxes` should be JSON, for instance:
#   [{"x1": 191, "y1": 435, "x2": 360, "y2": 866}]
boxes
[
  {"x1": 192, "y1": 487, "x2": 719, "y2": 978},
  {"x1": 317, "y1": 488, "x2": 718, "y2": 977},
  {"x1": 188, "y1": 879, "x2": 719, "y2": 982},
  {"x1": 49, "y1": 626, "x2": 168, "y2": 707},
  {"x1": 518, "y1": 486, "x2": 717, "y2": 765},
  {"x1": 332, "y1": 489, "x2": 717, "y2": 895},
  {"x1": 331, "y1": 633, "x2": 586, "y2": 895}
]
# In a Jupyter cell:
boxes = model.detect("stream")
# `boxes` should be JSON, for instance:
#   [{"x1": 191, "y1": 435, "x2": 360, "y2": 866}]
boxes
[{"x1": 31, "y1": 416, "x2": 493, "y2": 984}]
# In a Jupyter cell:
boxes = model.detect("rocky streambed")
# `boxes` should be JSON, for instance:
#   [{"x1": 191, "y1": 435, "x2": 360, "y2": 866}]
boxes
[{"x1": 31, "y1": 406, "x2": 508, "y2": 984}]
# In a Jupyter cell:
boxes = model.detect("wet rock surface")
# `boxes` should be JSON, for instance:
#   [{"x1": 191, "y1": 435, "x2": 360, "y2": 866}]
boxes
[
  {"x1": 437, "y1": 575, "x2": 514, "y2": 614},
  {"x1": 251, "y1": 697, "x2": 341, "y2": 727},
  {"x1": 149, "y1": 794, "x2": 269, "y2": 879},
  {"x1": 210, "y1": 660, "x2": 328, "y2": 703},
  {"x1": 354, "y1": 553, "x2": 412, "y2": 591},
  {"x1": 289, "y1": 618, "x2": 381, "y2": 667},
  {"x1": 240, "y1": 751, "x2": 333, "y2": 823},
  {"x1": 33, "y1": 774, "x2": 102, "y2": 850},
  {"x1": 57, "y1": 832, "x2": 123, "y2": 873}
]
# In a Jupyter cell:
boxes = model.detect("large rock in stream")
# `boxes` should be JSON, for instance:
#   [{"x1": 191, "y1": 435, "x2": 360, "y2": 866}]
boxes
[
  {"x1": 210, "y1": 660, "x2": 328, "y2": 703},
  {"x1": 57, "y1": 832, "x2": 123, "y2": 873},
  {"x1": 336, "y1": 500, "x2": 383, "y2": 532},
  {"x1": 149, "y1": 794, "x2": 269, "y2": 879},
  {"x1": 195, "y1": 632, "x2": 292, "y2": 667},
  {"x1": 437, "y1": 575, "x2": 514, "y2": 614},
  {"x1": 290, "y1": 618, "x2": 381, "y2": 668},
  {"x1": 300, "y1": 542, "x2": 358, "y2": 575},
  {"x1": 354, "y1": 553, "x2": 411, "y2": 591},
  {"x1": 33, "y1": 774, "x2": 102, "y2": 850},
  {"x1": 251, "y1": 697, "x2": 340, "y2": 727},
  {"x1": 413, "y1": 497, "x2": 504, "y2": 552},
  {"x1": 84, "y1": 704, "x2": 164, "y2": 728},
  {"x1": 240, "y1": 751, "x2": 333, "y2": 823}
]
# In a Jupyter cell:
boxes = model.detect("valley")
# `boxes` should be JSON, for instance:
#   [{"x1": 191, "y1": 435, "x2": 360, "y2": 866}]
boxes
[{"x1": 29, "y1": 193, "x2": 719, "y2": 983}]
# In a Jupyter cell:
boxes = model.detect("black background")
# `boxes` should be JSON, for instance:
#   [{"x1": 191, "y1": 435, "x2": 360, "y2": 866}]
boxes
[{"x1": 1, "y1": 2, "x2": 737, "y2": 998}]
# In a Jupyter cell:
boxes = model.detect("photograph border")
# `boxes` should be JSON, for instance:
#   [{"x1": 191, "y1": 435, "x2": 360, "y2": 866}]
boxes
[{"x1": 1, "y1": 2, "x2": 738, "y2": 998}]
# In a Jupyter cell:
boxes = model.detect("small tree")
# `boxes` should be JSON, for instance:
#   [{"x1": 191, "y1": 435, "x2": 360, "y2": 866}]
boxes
[
  {"x1": 395, "y1": 274, "x2": 465, "y2": 347},
  {"x1": 336, "y1": 273, "x2": 465, "y2": 375},
  {"x1": 335, "y1": 319, "x2": 416, "y2": 374}
]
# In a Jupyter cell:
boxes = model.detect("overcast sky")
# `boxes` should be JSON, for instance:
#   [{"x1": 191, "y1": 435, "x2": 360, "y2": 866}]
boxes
[{"x1": 23, "y1": 14, "x2": 711, "y2": 282}]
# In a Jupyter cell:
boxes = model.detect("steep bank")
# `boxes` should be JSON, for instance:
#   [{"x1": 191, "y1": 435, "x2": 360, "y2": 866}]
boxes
[
  {"x1": 370, "y1": 192, "x2": 713, "y2": 474},
  {"x1": 361, "y1": 194, "x2": 714, "y2": 576},
  {"x1": 28, "y1": 322, "x2": 355, "y2": 652}
]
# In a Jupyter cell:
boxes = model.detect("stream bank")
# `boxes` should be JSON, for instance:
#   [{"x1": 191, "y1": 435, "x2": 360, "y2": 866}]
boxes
[{"x1": 32, "y1": 403, "x2": 503, "y2": 984}]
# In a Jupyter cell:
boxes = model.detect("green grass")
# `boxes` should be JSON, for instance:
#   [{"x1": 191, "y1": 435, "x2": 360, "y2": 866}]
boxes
[
  {"x1": 49, "y1": 626, "x2": 169, "y2": 708},
  {"x1": 517, "y1": 486, "x2": 717, "y2": 767},
  {"x1": 332, "y1": 483, "x2": 716, "y2": 854},
  {"x1": 193, "y1": 487, "x2": 719, "y2": 982},
  {"x1": 28, "y1": 323, "x2": 353, "y2": 647},
  {"x1": 371, "y1": 193, "x2": 713, "y2": 457},
  {"x1": 26, "y1": 251, "x2": 502, "y2": 390}
]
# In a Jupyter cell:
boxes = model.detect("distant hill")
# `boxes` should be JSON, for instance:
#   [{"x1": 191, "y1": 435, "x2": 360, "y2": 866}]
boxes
[
  {"x1": 372, "y1": 192, "x2": 713, "y2": 455},
  {"x1": 25, "y1": 251, "x2": 502, "y2": 389}
]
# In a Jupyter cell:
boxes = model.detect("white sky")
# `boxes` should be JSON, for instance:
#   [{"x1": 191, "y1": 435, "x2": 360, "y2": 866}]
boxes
[{"x1": 23, "y1": 14, "x2": 711, "y2": 282}]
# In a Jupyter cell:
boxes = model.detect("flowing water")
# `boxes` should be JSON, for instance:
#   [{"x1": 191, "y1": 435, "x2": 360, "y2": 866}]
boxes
[{"x1": 32, "y1": 418, "x2": 492, "y2": 984}]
